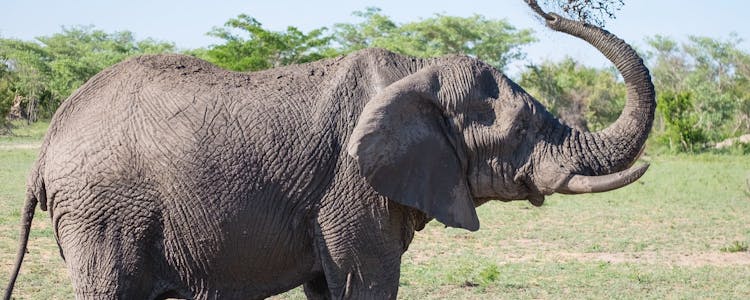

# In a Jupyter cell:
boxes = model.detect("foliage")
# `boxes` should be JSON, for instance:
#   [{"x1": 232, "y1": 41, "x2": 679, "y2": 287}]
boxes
[
  {"x1": 0, "y1": 38, "x2": 48, "y2": 122},
  {"x1": 656, "y1": 91, "x2": 706, "y2": 152},
  {"x1": 203, "y1": 14, "x2": 336, "y2": 71},
  {"x1": 38, "y1": 28, "x2": 175, "y2": 101},
  {"x1": 477, "y1": 263, "x2": 501, "y2": 286},
  {"x1": 0, "y1": 64, "x2": 15, "y2": 130},
  {"x1": 646, "y1": 34, "x2": 750, "y2": 151},
  {"x1": 0, "y1": 27, "x2": 176, "y2": 122},
  {"x1": 202, "y1": 8, "x2": 536, "y2": 72},
  {"x1": 331, "y1": 8, "x2": 398, "y2": 53},
  {"x1": 332, "y1": 8, "x2": 536, "y2": 70},
  {"x1": 519, "y1": 57, "x2": 625, "y2": 131}
]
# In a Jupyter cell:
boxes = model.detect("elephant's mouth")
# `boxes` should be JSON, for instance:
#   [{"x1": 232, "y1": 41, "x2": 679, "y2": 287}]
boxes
[
  {"x1": 518, "y1": 176, "x2": 545, "y2": 207},
  {"x1": 512, "y1": 170, "x2": 546, "y2": 207}
]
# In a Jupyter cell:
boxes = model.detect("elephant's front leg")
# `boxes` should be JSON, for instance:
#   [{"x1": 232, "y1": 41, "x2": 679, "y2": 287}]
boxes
[
  {"x1": 313, "y1": 194, "x2": 416, "y2": 299},
  {"x1": 302, "y1": 275, "x2": 331, "y2": 299}
]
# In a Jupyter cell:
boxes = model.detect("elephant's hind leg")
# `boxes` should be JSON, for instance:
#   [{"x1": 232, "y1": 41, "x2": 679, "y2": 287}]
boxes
[
  {"x1": 55, "y1": 197, "x2": 165, "y2": 299},
  {"x1": 61, "y1": 228, "x2": 160, "y2": 299}
]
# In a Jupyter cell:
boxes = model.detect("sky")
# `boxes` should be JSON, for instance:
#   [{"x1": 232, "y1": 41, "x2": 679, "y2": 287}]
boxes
[{"x1": 1, "y1": 0, "x2": 747, "y2": 76}]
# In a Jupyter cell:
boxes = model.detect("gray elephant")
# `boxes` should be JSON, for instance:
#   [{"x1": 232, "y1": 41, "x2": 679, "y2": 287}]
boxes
[{"x1": 4, "y1": 5, "x2": 654, "y2": 300}]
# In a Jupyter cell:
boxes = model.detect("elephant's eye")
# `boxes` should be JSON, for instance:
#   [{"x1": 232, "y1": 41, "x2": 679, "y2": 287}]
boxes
[{"x1": 474, "y1": 110, "x2": 496, "y2": 126}]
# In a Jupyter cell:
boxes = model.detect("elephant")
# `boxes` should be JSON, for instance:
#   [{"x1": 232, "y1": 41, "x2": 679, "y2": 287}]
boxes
[{"x1": 4, "y1": 4, "x2": 654, "y2": 300}]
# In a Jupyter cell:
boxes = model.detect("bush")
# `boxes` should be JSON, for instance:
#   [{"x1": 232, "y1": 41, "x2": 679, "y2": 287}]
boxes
[
  {"x1": 0, "y1": 64, "x2": 14, "y2": 130},
  {"x1": 656, "y1": 91, "x2": 706, "y2": 152}
]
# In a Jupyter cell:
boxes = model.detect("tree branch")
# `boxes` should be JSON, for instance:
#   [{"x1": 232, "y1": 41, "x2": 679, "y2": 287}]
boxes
[{"x1": 525, "y1": 0, "x2": 554, "y2": 21}]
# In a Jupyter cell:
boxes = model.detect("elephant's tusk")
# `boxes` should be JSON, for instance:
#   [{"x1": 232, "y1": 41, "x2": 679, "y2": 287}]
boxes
[{"x1": 556, "y1": 163, "x2": 650, "y2": 194}]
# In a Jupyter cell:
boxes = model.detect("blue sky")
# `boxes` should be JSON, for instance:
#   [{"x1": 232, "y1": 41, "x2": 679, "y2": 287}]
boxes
[{"x1": 1, "y1": 0, "x2": 747, "y2": 76}]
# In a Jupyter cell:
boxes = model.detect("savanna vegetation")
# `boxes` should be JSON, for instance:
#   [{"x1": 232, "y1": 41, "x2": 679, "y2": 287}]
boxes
[
  {"x1": 1, "y1": 0, "x2": 749, "y2": 298},
  {"x1": 1, "y1": 5, "x2": 748, "y2": 152}
]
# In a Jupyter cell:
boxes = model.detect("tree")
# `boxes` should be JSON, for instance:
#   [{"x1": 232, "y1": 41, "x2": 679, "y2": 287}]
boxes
[
  {"x1": 38, "y1": 28, "x2": 174, "y2": 101},
  {"x1": 519, "y1": 57, "x2": 626, "y2": 131},
  {"x1": 203, "y1": 14, "x2": 336, "y2": 71},
  {"x1": 202, "y1": 9, "x2": 535, "y2": 72},
  {"x1": 332, "y1": 8, "x2": 398, "y2": 52},
  {"x1": 0, "y1": 27, "x2": 176, "y2": 121},
  {"x1": 645, "y1": 34, "x2": 750, "y2": 147},
  {"x1": 656, "y1": 91, "x2": 706, "y2": 152},
  {"x1": 0, "y1": 62, "x2": 16, "y2": 130},
  {"x1": 333, "y1": 8, "x2": 536, "y2": 70},
  {"x1": 0, "y1": 38, "x2": 50, "y2": 122}
]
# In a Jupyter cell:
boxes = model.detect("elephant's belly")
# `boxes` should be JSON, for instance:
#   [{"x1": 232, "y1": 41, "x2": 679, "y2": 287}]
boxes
[{"x1": 161, "y1": 196, "x2": 321, "y2": 297}]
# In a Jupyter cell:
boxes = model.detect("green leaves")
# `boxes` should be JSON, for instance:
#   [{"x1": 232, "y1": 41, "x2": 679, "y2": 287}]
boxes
[
  {"x1": 202, "y1": 8, "x2": 536, "y2": 72},
  {"x1": 0, "y1": 64, "x2": 15, "y2": 130},
  {"x1": 333, "y1": 8, "x2": 536, "y2": 70},
  {"x1": 519, "y1": 58, "x2": 626, "y2": 131},
  {"x1": 332, "y1": 7, "x2": 398, "y2": 52},
  {"x1": 646, "y1": 34, "x2": 750, "y2": 152},
  {"x1": 656, "y1": 91, "x2": 706, "y2": 152},
  {"x1": 0, "y1": 27, "x2": 176, "y2": 121},
  {"x1": 203, "y1": 14, "x2": 335, "y2": 71}
]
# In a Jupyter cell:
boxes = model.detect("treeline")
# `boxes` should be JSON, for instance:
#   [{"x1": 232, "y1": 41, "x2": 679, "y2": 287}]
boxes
[
  {"x1": 1, "y1": 8, "x2": 748, "y2": 153},
  {"x1": 0, "y1": 27, "x2": 176, "y2": 122}
]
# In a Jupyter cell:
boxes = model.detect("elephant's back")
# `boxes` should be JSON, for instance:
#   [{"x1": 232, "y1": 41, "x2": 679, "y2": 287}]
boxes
[
  {"x1": 42, "y1": 49, "x2": 422, "y2": 154},
  {"x1": 41, "y1": 53, "x2": 325, "y2": 158},
  {"x1": 39, "y1": 52, "x2": 359, "y2": 222},
  {"x1": 38, "y1": 49, "x2": 427, "y2": 197}
]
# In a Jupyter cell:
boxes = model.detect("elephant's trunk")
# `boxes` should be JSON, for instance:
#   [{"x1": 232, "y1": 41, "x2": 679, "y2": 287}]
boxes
[{"x1": 529, "y1": 4, "x2": 655, "y2": 193}]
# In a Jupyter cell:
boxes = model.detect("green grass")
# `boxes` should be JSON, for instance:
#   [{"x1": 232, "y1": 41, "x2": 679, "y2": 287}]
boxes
[
  {"x1": 391, "y1": 153, "x2": 750, "y2": 299},
  {"x1": 721, "y1": 241, "x2": 749, "y2": 253},
  {"x1": 0, "y1": 120, "x2": 50, "y2": 146},
  {"x1": 2, "y1": 127, "x2": 749, "y2": 298}
]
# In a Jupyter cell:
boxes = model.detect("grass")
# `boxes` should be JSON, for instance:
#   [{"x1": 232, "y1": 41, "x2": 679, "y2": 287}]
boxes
[
  {"x1": 0, "y1": 120, "x2": 49, "y2": 146},
  {"x1": 2, "y1": 122, "x2": 750, "y2": 299},
  {"x1": 720, "y1": 241, "x2": 749, "y2": 253}
]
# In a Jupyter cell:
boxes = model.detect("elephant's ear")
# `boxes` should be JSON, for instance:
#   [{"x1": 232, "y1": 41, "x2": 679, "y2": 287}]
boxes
[{"x1": 347, "y1": 70, "x2": 479, "y2": 231}]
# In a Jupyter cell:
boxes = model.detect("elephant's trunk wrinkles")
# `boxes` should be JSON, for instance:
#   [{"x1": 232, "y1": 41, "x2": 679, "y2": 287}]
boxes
[{"x1": 541, "y1": 12, "x2": 655, "y2": 190}]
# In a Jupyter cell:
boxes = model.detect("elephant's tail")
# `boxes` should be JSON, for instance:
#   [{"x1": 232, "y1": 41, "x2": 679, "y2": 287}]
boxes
[{"x1": 3, "y1": 173, "x2": 43, "y2": 300}]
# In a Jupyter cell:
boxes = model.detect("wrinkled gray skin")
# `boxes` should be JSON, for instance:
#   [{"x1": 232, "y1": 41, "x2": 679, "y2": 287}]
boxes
[{"x1": 5, "y1": 12, "x2": 654, "y2": 300}]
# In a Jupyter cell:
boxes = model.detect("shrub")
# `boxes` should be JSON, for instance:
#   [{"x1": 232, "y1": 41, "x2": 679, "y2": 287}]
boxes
[{"x1": 656, "y1": 91, "x2": 707, "y2": 152}]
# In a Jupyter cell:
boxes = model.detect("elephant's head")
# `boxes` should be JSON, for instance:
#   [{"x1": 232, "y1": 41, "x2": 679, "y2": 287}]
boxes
[{"x1": 347, "y1": 7, "x2": 655, "y2": 231}]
